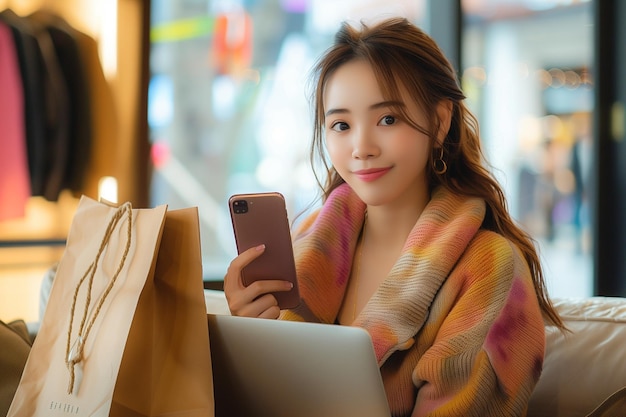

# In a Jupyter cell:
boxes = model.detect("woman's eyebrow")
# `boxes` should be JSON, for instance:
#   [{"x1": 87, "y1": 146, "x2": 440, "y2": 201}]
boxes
[
  {"x1": 325, "y1": 100, "x2": 404, "y2": 118},
  {"x1": 369, "y1": 100, "x2": 404, "y2": 110},
  {"x1": 325, "y1": 108, "x2": 348, "y2": 117}
]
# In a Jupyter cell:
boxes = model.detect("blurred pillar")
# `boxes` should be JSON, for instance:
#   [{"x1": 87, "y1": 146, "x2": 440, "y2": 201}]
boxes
[
  {"x1": 594, "y1": 0, "x2": 626, "y2": 296},
  {"x1": 428, "y1": 0, "x2": 462, "y2": 74}
]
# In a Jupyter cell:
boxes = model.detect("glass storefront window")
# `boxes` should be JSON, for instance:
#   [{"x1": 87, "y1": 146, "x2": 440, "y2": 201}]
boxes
[
  {"x1": 461, "y1": 0, "x2": 594, "y2": 297},
  {"x1": 149, "y1": 1, "x2": 426, "y2": 281},
  {"x1": 150, "y1": 0, "x2": 594, "y2": 296}
]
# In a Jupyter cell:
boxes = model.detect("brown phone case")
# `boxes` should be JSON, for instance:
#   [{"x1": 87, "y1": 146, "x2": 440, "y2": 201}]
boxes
[{"x1": 228, "y1": 192, "x2": 300, "y2": 309}]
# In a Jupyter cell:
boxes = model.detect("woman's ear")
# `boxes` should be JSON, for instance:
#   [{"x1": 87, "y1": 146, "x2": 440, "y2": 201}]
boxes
[{"x1": 435, "y1": 100, "x2": 453, "y2": 146}]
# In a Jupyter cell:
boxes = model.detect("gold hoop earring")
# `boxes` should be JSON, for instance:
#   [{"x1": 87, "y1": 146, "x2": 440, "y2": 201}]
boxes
[{"x1": 433, "y1": 147, "x2": 447, "y2": 175}]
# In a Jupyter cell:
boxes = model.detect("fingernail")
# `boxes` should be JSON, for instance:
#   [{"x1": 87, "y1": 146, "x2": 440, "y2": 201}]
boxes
[{"x1": 256, "y1": 244, "x2": 265, "y2": 251}]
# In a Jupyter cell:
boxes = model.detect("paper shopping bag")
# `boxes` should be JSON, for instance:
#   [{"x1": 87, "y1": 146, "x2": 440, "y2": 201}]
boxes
[{"x1": 7, "y1": 196, "x2": 214, "y2": 416}]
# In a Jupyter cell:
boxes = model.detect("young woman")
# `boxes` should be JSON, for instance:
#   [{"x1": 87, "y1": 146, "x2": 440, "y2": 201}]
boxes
[{"x1": 224, "y1": 17, "x2": 564, "y2": 417}]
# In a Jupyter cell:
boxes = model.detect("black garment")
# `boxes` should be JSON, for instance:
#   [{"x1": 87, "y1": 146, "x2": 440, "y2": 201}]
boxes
[
  {"x1": 27, "y1": 17, "x2": 70, "y2": 201},
  {"x1": 0, "y1": 9, "x2": 47, "y2": 196},
  {"x1": 29, "y1": 11, "x2": 93, "y2": 196}
]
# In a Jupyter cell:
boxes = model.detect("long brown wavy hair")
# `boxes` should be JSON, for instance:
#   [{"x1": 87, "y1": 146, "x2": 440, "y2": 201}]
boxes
[{"x1": 308, "y1": 17, "x2": 564, "y2": 328}]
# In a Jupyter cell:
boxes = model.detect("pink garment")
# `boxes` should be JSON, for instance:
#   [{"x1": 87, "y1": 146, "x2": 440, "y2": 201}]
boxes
[{"x1": 0, "y1": 22, "x2": 31, "y2": 221}]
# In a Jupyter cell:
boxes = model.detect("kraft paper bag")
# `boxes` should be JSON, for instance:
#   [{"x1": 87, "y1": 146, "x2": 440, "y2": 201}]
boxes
[{"x1": 7, "y1": 196, "x2": 214, "y2": 416}]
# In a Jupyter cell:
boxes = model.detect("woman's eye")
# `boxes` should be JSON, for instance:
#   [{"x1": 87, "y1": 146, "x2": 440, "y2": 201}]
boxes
[
  {"x1": 379, "y1": 115, "x2": 396, "y2": 126},
  {"x1": 331, "y1": 121, "x2": 349, "y2": 131}
]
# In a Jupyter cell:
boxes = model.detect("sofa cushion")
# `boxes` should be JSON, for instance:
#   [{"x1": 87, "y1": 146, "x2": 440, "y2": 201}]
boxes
[
  {"x1": 528, "y1": 297, "x2": 626, "y2": 417},
  {"x1": 586, "y1": 386, "x2": 626, "y2": 417},
  {"x1": 204, "y1": 289, "x2": 231, "y2": 315},
  {"x1": 0, "y1": 320, "x2": 32, "y2": 417}
]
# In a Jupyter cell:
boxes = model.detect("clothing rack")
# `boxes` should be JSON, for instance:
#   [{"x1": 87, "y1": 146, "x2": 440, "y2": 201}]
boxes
[{"x1": 1, "y1": 8, "x2": 117, "y2": 221}]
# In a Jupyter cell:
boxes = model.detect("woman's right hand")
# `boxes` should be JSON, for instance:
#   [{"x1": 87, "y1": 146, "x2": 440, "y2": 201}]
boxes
[{"x1": 223, "y1": 244, "x2": 294, "y2": 319}]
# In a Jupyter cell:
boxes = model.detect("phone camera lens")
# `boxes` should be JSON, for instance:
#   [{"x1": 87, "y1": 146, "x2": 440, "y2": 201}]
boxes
[{"x1": 233, "y1": 200, "x2": 248, "y2": 214}]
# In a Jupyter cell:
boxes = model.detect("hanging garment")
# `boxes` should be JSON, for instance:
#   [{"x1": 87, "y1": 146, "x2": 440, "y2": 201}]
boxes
[
  {"x1": 0, "y1": 21, "x2": 31, "y2": 220},
  {"x1": 29, "y1": 11, "x2": 93, "y2": 196},
  {"x1": 0, "y1": 9, "x2": 47, "y2": 196},
  {"x1": 27, "y1": 15, "x2": 70, "y2": 201},
  {"x1": 72, "y1": 26, "x2": 119, "y2": 200}
]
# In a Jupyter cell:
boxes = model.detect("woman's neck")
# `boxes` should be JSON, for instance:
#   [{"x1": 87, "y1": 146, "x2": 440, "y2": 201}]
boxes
[{"x1": 365, "y1": 195, "x2": 429, "y2": 247}]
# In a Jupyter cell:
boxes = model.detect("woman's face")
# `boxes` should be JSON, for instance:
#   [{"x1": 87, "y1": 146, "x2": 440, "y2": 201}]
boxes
[{"x1": 323, "y1": 59, "x2": 432, "y2": 209}]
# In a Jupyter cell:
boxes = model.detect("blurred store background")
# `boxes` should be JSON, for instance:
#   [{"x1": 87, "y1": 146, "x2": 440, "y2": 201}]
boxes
[
  {"x1": 5, "y1": 0, "x2": 625, "y2": 323},
  {"x1": 148, "y1": 0, "x2": 593, "y2": 297}
]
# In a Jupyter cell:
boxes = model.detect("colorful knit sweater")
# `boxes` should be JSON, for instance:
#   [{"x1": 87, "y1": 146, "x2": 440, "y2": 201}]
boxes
[{"x1": 280, "y1": 183, "x2": 546, "y2": 417}]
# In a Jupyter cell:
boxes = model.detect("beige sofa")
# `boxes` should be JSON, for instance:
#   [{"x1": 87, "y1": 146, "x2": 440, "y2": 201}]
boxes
[
  {"x1": 527, "y1": 297, "x2": 626, "y2": 416},
  {"x1": 204, "y1": 290, "x2": 626, "y2": 417},
  {"x1": 2, "y1": 289, "x2": 625, "y2": 416}
]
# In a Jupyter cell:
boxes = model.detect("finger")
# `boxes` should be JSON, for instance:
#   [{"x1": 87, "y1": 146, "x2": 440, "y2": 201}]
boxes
[
  {"x1": 247, "y1": 279, "x2": 294, "y2": 294},
  {"x1": 223, "y1": 244, "x2": 296, "y2": 318},
  {"x1": 258, "y1": 304, "x2": 281, "y2": 320},
  {"x1": 233, "y1": 293, "x2": 280, "y2": 318},
  {"x1": 224, "y1": 244, "x2": 266, "y2": 292},
  {"x1": 226, "y1": 279, "x2": 293, "y2": 317}
]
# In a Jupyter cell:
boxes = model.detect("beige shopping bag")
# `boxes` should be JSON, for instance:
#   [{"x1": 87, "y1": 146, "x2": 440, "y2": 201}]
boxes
[{"x1": 7, "y1": 196, "x2": 214, "y2": 416}]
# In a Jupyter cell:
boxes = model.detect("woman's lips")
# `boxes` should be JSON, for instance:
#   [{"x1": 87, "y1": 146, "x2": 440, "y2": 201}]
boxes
[{"x1": 354, "y1": 167, "x2": 391, "y2": 182}]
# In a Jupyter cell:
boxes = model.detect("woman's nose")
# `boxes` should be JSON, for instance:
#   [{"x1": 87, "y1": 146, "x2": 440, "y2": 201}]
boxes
[{"x1": 351, "y1": 128, "x2": 379, "y2": 159}]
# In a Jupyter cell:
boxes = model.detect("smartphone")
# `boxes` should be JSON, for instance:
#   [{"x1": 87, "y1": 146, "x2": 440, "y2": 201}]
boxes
[{"x1": 228, "y1": 192, "x2": 300, "y2": 309}]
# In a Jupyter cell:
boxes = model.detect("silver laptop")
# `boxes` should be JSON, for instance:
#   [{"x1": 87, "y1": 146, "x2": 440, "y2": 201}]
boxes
[{"x1": 207, "y1": 314, "x2": 392, "y2": 417}]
